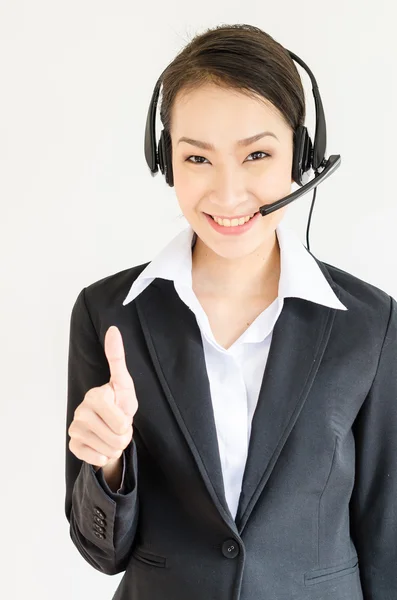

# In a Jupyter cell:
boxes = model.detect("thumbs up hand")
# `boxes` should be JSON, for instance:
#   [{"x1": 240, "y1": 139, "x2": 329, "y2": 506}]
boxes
[{"x1": 68, "y1": 326, "x2": 138, "y2": 469}]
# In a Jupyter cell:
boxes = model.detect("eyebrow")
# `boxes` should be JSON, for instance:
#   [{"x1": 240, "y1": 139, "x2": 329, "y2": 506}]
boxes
[{"x1": 177, "y1": 131, "x2": 279, "y2": 151}]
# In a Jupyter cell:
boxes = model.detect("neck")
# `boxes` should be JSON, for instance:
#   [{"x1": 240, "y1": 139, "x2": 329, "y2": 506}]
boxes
[{"x1": 191, "y1": 231, "x2": 281, "y2": 298}]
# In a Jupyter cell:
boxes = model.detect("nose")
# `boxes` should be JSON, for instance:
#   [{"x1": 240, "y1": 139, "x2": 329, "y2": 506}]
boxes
[{"x1": 210, "y1": 163, "x2": 247, "y2": 209}]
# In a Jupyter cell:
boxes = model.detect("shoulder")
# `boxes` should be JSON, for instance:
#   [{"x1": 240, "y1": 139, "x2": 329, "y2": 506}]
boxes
[
  {"x1": 78, "y1": 261, "x2": 150, "y2": 314},
  {"x1": 317, "y1": 257, "x2": 395, "y2": 333}
]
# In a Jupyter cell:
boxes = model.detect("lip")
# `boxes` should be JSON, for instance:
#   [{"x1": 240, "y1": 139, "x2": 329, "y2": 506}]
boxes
[
  {"x1": 208, "y1": 213, "x2": 257, "y2": 220},
  {"x1": 204, "y1": 211, "x2": 261, "y2": 235}
]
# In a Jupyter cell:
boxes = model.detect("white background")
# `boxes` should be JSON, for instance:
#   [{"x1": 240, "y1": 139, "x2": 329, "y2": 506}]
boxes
[{"x1": 1, "y1": 1, "x2": 396, "y2": 599}]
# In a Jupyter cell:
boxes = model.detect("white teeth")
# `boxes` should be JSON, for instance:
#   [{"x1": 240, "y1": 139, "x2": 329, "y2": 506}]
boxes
[{"x1": 212, "y1": 213, "x2": 255, "y2": 227}]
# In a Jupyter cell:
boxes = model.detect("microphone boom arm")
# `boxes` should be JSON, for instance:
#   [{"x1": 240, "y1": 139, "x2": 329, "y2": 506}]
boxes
[{"x1": 259, "y1": 155, "x2": 341, "y2": 216}]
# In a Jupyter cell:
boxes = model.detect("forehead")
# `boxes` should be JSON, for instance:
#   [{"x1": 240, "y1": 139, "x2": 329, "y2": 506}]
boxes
[{"x1": 170, "y1": 83, "x2": 288, "y2": 133}]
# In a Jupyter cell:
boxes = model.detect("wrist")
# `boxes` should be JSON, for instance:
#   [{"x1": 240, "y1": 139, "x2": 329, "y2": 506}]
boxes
[{"x1": 101, "y1": 455, "x2": 124, "y2": 491}]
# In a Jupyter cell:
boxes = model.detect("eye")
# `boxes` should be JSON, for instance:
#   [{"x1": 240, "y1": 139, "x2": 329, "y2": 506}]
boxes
[
  {"x1": 185, "y1": 151, "x2": 270, "y2": 164},
  {"x1": 186, "y1": 155, "x2": 209, "y2": 164},
  {"x1": 246, "y1": 151, "x2": 270, "y2": 161}
]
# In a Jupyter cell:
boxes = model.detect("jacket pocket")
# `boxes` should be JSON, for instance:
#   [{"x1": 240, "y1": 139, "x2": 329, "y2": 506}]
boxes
[
  {"x1": 304, "y1": 555, "x2": 358, "y2": 586},
  {"x1": 132, "y1": 547, "x2": 167, "y2": 568}
]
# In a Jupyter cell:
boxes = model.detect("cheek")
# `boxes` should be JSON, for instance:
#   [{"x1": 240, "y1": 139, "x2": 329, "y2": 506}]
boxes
[
  {"x1": 173, "y1": 165, "x2": 206, "y2": 206},
  {"x1": 173, "y1": 178, "x2": 199, "y2": 217},
  {"x1": 257, "y1": 160, "x2": 293, "y2": 195}
]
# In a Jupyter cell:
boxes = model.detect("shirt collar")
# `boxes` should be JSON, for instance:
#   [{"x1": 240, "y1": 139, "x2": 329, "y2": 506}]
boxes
[{"x1": 122, "y1": 220, "x2": 347, "y2": 311}]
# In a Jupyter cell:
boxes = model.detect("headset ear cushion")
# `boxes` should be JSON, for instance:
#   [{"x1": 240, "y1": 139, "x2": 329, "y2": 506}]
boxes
[
  {"x1": 158, "y1": 130, "x2": 166, "y2": 175},
  {"x1": 158, "y1": 129, "x2": 174, "y2": 187},
  {"x1": 292, "y1": 125, "x2": 313, "y2": 186},
  {"x1": 163, "y1": 129, "x2": 174, "y2": 187}
]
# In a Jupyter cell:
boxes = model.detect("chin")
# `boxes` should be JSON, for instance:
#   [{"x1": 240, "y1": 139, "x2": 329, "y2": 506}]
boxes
[{"x1": 201, "y1": 231, "x2": 267, "y2": 259}]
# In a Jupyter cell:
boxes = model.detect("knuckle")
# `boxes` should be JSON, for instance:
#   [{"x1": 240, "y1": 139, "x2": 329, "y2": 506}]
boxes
[
  {"x1": 98, "y1": 453, "x2": 108, "y2": 466},
  {"x1": 75, "y1": 402, "x2": 90, "y2": 421},
  {"x1": 84, "y1": 387, "x2": 98, "y2": 402},
  {"x1": 117, "y1": 422, "x2": 128, "y2": 436},
  {"x1": 69, "y1": 438, "x2": 81, "y2": 459},
  {"x1": 73, "y1": 409, "x2": 83, "y2": 424},
  {"x1": 71, "y1": 427, "x2": 83, "y2": 442},
  {"x1": 69, "y1": 421, "x2": 78, "y2": 437},
  {"x1": 123, "y1": 426, "x2": 133, "y2": 445},
  {"x1": 114, "y1": 431, "x2": 129, "y2": 451},
  {"x1": 109, "y1": 426, "x2": 131, "y2": 452},
  {"x1": 110, "y1": 447, "x2": 122, "y2": 458},
  {"x1": 113, "y1": 418, "x2": 127, "y2": 436},
  {"x1": 122, "y1": 421, "x2": 132, "y2": 436}
]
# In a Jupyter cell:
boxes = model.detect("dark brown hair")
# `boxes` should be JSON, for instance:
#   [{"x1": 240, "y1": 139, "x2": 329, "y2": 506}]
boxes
[{"x1": 159, "y1": 23, "x2": 306, "y2": 137}]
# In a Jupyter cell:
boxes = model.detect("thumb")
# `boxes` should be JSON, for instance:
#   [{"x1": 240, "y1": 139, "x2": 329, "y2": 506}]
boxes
[{"x1": 104, "y1": 325, "x2": 137, "y2": 418}]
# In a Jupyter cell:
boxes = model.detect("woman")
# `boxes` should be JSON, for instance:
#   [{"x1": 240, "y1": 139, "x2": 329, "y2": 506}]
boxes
[{"x1": 65, "y1": 24, "x2": 397, "y2": 599}]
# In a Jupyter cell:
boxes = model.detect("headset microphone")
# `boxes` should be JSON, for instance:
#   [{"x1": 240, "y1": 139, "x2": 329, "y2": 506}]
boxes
[
  {"x1": 259, "y1": 154, "x2": 341, "y2": 215},
  {"x1": 144, "y1": 48, "x2": 341, "y2": 252}
]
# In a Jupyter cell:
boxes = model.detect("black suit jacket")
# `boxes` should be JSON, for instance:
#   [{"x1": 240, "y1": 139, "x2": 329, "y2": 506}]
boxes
[{"x1": 65, "y1": 253, "x2": 397, "y2": 600}]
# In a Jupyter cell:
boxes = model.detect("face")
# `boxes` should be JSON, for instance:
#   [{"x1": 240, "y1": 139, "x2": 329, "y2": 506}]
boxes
[{"x1": 170, "y1": 83, "x2": 295, "y2": 260}]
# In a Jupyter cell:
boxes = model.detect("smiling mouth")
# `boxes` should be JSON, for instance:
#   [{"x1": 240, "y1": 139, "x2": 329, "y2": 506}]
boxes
[{"x1": 206, "y1": 211, "x2": 259, "y2": 220}]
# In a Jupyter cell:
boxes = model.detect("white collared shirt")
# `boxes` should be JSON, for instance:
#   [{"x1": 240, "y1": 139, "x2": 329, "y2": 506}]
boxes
[{"x1": 120, "y1": 219, "x2": 348, "y2": 518}]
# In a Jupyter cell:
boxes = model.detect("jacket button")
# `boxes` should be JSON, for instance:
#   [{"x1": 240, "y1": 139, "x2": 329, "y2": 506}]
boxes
[
  {"x1": 222, "y1": 539, "x2": 239, "y2": 559},
  {"x1": 94, "y1": 516, "x2": 106, "y2": 527},
  {"x1": 93, "y1": 531, "x2": 106, "y2": 539},
  {"x1": 94, "y1": 507, "x2": 105, "y2": 519}
]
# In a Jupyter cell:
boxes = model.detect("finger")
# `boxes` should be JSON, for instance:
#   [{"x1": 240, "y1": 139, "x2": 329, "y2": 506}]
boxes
[
  {"x1": 85, "y1": 385, "x2": 131, "y2": 435},
  {"x1": 69, "y1": 438, "x2": 109, "y2": 468},
  {"x1": 86, "y1": 408, "x2": 133, "y2": 450},
  {"x1": 80, "y1": 430, "x2": 125, "y2": 460},
  {"x1": 104, "y1": 326, "x2": 138, "y2": 418},
  {"x1": 104, "y1": 326, "x2": 134, "y2": 392}
]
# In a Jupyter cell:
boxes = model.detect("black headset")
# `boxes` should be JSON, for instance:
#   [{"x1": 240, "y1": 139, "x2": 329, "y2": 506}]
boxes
[{"x1": 144, "y1": 49, "x2": 341, "y2": 252}]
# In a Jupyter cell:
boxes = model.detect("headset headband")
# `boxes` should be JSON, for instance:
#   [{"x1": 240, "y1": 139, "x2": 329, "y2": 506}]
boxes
[{"x1": 144, "y1": 49, "x2": 327, "y2": 177}]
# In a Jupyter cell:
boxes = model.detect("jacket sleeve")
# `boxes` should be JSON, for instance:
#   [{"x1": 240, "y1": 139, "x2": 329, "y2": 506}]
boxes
[
  {"x1": 65, "y1": 287, "x2": 139, "y2": 575},
  {"x1": 349, "y1": 294, "x2": 397, "y2": 597},
  {"x1": 94, "y1": 450, "x2": 128, "y2": 494}
]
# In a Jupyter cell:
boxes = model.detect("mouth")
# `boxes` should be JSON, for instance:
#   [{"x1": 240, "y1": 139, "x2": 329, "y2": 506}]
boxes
[
  {"x1": 203, "y1": 210, "x2": 261, "y2": 235},
  {"x1": 205, "y1": 211, "x2": 260, "y2": 221}
]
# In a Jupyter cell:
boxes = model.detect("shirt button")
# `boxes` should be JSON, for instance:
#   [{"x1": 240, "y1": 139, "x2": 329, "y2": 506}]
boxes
[{"x1": 222, "y1": 539, "x2": 240, "y2": 559}]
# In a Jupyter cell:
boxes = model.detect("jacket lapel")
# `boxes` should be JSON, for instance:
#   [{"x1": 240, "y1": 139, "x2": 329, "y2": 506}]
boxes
[
  {"x1": 135, "y1": 262, "x2": 340, "y2": 533},
  {"x1": 234, "y1": 293, "x2": 338, "y2": 531},
  {"x1": 135, "y1": 278, "x2": 235, "y2": 529}
]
